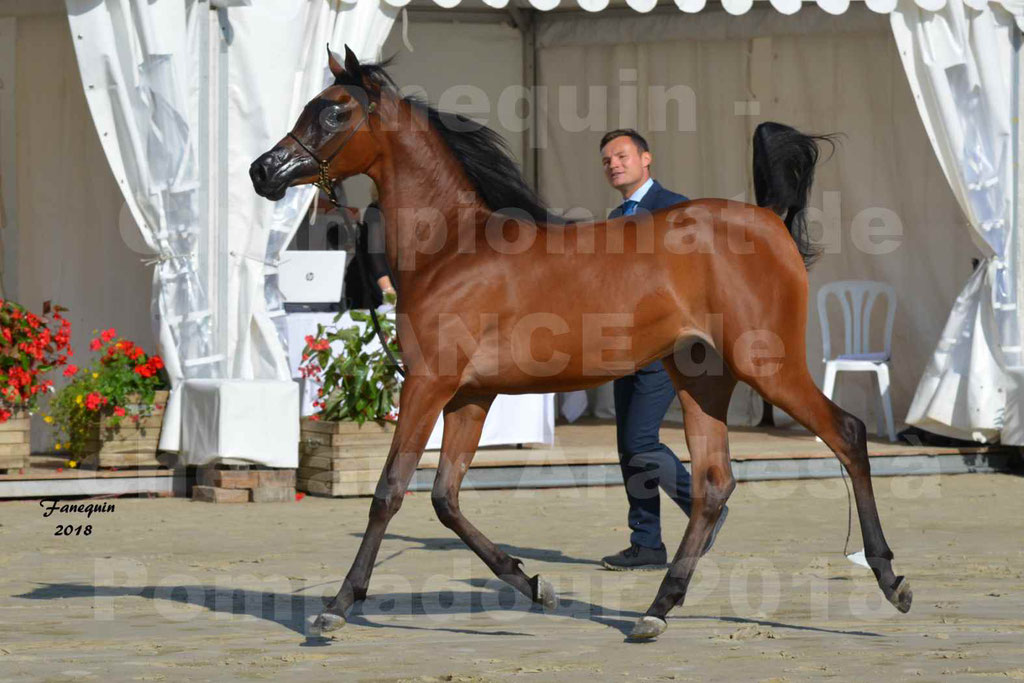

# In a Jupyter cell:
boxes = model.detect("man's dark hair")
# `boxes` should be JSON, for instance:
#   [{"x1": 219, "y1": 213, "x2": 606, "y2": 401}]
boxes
[{"x1": 599, "y1": 129, "x2": 649, "y2": 154}]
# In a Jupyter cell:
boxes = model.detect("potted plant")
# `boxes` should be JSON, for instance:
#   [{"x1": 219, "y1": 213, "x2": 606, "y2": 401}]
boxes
[
  {"x1": 0, "y1": 300, "x2": 73, "y2": 472},
  {"x1": 297, "y1": 305, "x2": 401, "y2": 496},
  {"x1": 49, "y1": 329, "x2": 170, "y2": 468}
]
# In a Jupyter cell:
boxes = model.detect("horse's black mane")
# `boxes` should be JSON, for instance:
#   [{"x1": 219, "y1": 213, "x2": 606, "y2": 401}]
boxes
[{"x1": 336, "y1": 60, "x2": 559, "y2": 224}]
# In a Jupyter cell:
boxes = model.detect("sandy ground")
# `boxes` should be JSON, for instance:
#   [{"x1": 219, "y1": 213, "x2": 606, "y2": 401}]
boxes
[{"x1": 0, "y1": 473, "x2": 1022, "y2": 682}]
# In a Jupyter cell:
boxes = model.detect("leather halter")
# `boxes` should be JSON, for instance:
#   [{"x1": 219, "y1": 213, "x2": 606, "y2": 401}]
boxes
[
  {"x1": 287, "y1": 101, "x2": 376, "y2": 208},
  {"x1": 287, "y1": 100, "x2": 405, "y2": 378}
]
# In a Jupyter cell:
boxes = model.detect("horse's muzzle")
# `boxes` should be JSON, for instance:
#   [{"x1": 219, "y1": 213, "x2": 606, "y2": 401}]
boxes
[{"x1": 250, "y1": 147, "x2": 309, "y2": 201}]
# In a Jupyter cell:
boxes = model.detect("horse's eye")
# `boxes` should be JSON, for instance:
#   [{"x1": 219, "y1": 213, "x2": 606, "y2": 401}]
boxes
[{"x1": 318, "y1": 104, "x2": 351, "y2": 133}]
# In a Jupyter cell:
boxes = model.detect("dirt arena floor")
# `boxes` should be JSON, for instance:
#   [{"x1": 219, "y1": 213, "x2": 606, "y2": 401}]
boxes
[{"x1": 1, "y1": 472, "x2": 1022, "y2": 681}]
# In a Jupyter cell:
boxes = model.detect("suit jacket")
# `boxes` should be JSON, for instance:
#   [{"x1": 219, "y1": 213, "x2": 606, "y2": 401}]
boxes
[
  {"x1": 608, "y1": 179, "x2": 689, "y2": 219},
  {"x1": 608, "y1": 179, "x2": 689, "y2": 375}
]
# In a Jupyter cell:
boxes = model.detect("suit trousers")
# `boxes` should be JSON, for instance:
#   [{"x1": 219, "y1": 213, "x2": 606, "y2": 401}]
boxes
[{"x1": 613, "y1": 361, "x2": 693, "y2": 549}]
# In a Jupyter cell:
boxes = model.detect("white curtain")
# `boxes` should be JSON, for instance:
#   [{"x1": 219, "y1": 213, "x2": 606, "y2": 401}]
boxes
[
  {"x1": 892, "y1": 0, "x2": 1023, "y2": 443},
  {"x1": 222, "y1": 0, "x2": 397, "y2": 382},
  {"x1": 66, "y1": 0, "x2": 396, "y2": 451},
  {"x1": 66, "y1": 0, "x2": 221, "y2": 452}
]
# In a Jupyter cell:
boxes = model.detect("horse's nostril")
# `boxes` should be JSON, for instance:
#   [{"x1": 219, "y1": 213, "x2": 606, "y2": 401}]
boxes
[{"x1": 253, "y1": 162, "x2": 268, "y2": 184}]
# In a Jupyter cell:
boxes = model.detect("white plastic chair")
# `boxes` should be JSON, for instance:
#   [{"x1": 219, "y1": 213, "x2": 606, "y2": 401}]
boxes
[{"x1": 817, "y1": 280, "x2": 897, "y2": 442}]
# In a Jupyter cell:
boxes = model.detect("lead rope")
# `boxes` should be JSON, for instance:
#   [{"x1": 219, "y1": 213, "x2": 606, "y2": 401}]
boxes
[
  {"x1": 354, "y1": 221, "x2": 405, "y2": 377},
  {"x1": 840, "y1": 463, "x2": 853, "y2": 557}
]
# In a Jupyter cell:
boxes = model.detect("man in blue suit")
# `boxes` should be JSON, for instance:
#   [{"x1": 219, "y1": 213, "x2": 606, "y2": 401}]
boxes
[{"x1": 598, "y1": 129, "x2": 728, "y2": 570}]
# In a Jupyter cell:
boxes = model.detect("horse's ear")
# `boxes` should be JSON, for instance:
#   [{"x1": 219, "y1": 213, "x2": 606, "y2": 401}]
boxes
[
  {"x1": 343, "y1": 45, "x2": 362, "y2": 79},
  {"x1": 327, "y1": 45, "x2": 344, "y2": 80}
]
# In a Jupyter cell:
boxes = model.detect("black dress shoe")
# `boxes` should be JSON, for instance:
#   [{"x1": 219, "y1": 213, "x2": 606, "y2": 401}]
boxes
[{"x1": 601, "y1": 543, "x2": 669, "y2": 571}]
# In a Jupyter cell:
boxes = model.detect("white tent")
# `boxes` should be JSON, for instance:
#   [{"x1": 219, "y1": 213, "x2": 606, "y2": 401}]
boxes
[{"x1": 1, "y1": 0, "x2": 1019, "y2": 458}]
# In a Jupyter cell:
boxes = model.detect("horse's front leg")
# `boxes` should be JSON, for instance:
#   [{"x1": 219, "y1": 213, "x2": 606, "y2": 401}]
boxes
[{"x1": 313, "y1": 376, "x2": 452, "y2": 634}]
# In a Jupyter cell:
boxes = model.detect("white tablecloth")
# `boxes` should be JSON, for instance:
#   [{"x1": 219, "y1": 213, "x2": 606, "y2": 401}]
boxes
[
  {"x1": 179, "y1": 379, "x2": 299, "y2": 467},
  {"x1": 284, "y1": 312, "x2": 555, "y2": 449}
]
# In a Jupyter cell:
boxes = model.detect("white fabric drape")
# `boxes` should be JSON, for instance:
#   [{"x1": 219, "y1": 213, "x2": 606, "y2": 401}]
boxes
[
  {"x1": 380, "y1": 0, "x2": 1024, "y2": 28},
  {"x1": 536, "y1": 4, "x2": 980, "y2": 430},
  {"x1": 222, "y1": 1, "x2": 397, "y2": 382},
  {"x1": 67, "y1": 1, "x2": 397, "y2": 455},
  {"x1": 892, "y1": 0, "x2": 1022, "y2": 443},
  {"x1": 66, "y1": 0, "x2": 221, "y2": 452}
]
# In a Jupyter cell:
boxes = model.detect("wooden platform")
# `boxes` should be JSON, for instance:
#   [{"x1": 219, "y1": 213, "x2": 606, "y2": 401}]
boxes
[
  {"x1": 0, "y1": 456, "x2": 183, "y2": 500},
  {"x1": 419, "y1": 419, "x2": 1012, "y2": 468},
  {"x1": 2, "y1": 421, "x2": 1017, "y2": 499}
]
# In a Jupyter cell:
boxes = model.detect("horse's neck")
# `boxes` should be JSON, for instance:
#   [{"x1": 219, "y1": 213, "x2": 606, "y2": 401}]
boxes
[{"x1": 371, "y1": 127, "x2": 485, "y2": 284}]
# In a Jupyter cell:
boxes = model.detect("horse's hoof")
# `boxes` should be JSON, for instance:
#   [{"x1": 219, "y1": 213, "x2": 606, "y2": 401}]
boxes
[
  {"x1": 888, "y1": 576, "x2": 912, "y2": 613},
  {"x1": 530, "y1": 574, "x2": 558, "y2": 610},
  {"x1": 628, "y1": 615, "x2": 667, "y2": 640},
  {"x1": 311, "y1": 611, "x2": 346, "y2": 635}
]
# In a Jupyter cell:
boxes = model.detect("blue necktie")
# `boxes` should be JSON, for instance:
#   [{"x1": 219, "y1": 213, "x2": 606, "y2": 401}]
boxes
[{"x1": 619, "y1": 199, "x2": 639, "y2": 217}]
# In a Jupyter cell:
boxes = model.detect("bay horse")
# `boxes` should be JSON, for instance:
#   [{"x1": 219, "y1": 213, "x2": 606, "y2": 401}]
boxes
[{"x1": 250, "y1": 46, "x2": 912, "y2": 639}]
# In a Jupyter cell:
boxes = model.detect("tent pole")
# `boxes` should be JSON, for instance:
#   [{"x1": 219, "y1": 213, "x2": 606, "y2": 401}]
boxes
[
  {"x1": 1015, "y1": 24, "x2": 1022, "y2": 345},
  {"x1": 508, "y1": 7, "x2": 538, "y2": 191}
]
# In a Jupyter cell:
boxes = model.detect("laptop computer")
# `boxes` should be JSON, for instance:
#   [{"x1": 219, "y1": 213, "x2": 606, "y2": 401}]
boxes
[{"x1": 278, "y1": 251, "x2": 348, "y2": 304}]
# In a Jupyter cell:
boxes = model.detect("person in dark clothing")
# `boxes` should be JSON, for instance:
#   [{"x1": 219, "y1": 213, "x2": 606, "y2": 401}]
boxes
[
  {"x1": 597, "y1": 129, "x2": 728, "y2": 571},
  {"x1": 342, "y1": 202, "x2": 394, "y2": 310}
]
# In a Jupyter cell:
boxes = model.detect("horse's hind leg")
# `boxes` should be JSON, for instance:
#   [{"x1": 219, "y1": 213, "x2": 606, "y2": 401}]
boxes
[
  {"x1": 432, "y1": 393, "x2": 556, "y2": 608},
  {"x1": 631, "y1": 362, "x2": 736, "y2": 639},
  {"x1": 312, "y1": 376, "x2": 452, "y2": 635},
  {"x1": 738, "y1": 356, "x2": 912, "y2": 615}
]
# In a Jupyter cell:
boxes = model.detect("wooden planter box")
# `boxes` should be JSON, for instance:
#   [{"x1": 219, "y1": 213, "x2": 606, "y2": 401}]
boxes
[
  {"x1": 298, "y1": 418, "x2": 395, "y2": 497},
  {"x1": 0, "y1": 411, "x2": 30, "y2": 472},
  {"x1": 80, "y1": 390, "x2": 169, "y2": 468}
]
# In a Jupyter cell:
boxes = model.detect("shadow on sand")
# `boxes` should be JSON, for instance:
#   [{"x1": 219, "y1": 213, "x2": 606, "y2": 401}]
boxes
[{"x1": 16, "y1": 574, "x2": 882, "y2": 644}]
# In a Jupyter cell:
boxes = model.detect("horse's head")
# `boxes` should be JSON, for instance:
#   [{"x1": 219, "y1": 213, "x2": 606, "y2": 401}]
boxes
[{"x1": 250, "y1": 46, "x2": 384, "y2": 201}]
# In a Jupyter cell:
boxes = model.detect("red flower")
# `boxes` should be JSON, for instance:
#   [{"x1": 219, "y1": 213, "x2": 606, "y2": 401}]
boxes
[
  {"x1": 149, "y1": 356, "x2": 164, "y2": 370},
  {"x1": 85, "y1": 392, "x2": 103, "y2": 411},
  {"x1": 113, "y1": 406, "x2": 126, "y2": 417},
  {"x1": 100, "y1": 328, "x2": 117, "y2": 343},
  {"x1": 308, "y1": 415, "x2": 320, "y2": 421},
  {"x1": 63, "y1": 365, "x2": 78, "y2": 377},
  {"x1": 90, "y1": 338, "x2": 102, "y2": 351},
  {"x1": 0, "y1": 409, "x2": 11, "y2": 423}
]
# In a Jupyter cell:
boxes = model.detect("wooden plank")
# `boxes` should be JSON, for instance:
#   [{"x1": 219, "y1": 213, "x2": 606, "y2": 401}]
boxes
[
  {"x1": 0, "y1": 453, "x2": 27, "y2": 470},
  {"x1": 300, "y1": 431, "x2": 394, "y2": 448},
  {"x1": 298, "y1": 467, "x2": 380, "y2": 483},
  {"x1": 85, "y1": 426, "x2": 162, "y2": 442},
  {"x1": 300, "y1": 419, "x2": 395, "y2": 436},
  {"x1": 300, "y1": 444, "x2": 391, "y2": 459},
  {"x1": 0, "y1": 416, "x2": 29, "y2": 432},
  {"x1": 80, "y1": 451, "x2": 163, "y2": 468},
  {"x1": 0, "y1": 431, "x2": 27, "y2": 444},
  {"x1": 98, "y1": 416, "x2": 163, "y2": 430},
  {"x1": 82, "y1": 440, "x2": 159, "y2": 455},
  {"x1": 0, "y1": 443, "x2": 30, "y2": 457},
  {"x1": 298, "y1": 477, "x2": 377, "y2": 497},
  {"x1": 300, "y1": 454, "x2": 388, "y2": 471}
]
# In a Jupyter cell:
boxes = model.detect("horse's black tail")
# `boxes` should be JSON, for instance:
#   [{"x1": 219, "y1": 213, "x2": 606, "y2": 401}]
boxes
[{"x1": 752, "y1": 122, "x2": 838, "y2": 270}]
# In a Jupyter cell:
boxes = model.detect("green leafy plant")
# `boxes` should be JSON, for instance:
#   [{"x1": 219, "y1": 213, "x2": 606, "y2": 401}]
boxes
[
  {"x1": 47, "y1": 329, "x2": 169, "y2": 459},
  {"x1": 300, "y1": 306, "x2": 401, "y2": 424}
]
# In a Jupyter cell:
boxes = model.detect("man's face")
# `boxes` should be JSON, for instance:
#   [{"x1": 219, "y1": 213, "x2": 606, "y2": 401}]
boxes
[{"x1": 601, "y1": 135, "x2": 651, "y2": 194}]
